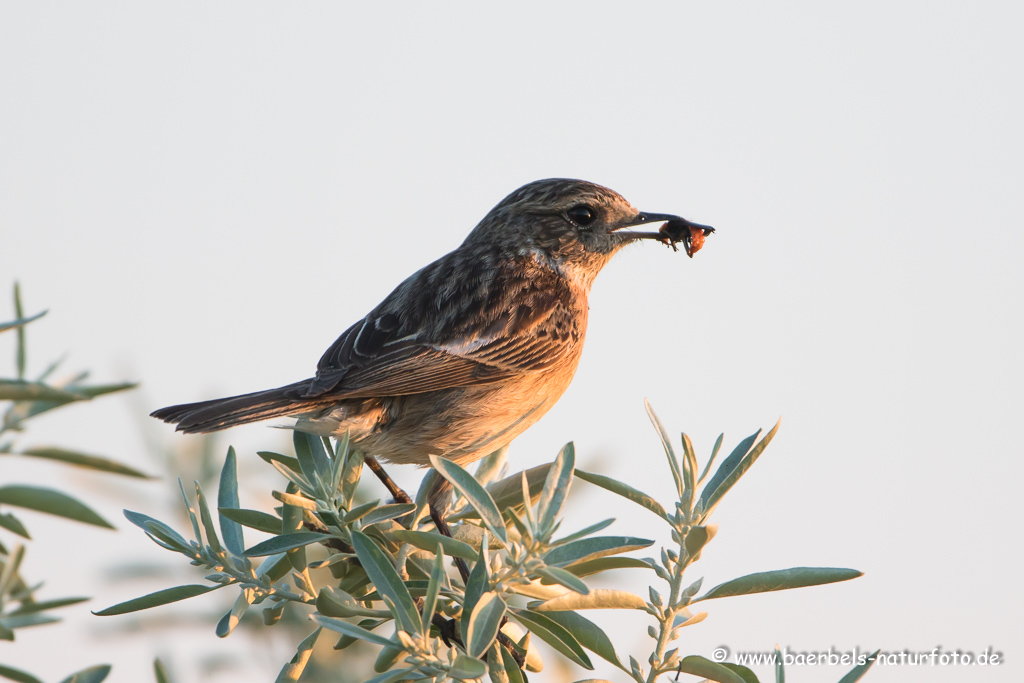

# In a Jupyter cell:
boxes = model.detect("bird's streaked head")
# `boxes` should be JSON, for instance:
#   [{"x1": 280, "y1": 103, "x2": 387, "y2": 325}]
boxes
[{"x1": 465, "y1": 178, "x2": 709, "y2": 286}]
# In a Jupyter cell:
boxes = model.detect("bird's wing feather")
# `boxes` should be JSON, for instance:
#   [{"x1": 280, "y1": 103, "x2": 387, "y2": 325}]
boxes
[{"x1": 302, "y1": 254, "x2": 580, "y2": 398}]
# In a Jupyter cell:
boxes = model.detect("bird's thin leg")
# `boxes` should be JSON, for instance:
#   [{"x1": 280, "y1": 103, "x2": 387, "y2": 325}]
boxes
[
  {"x1": 427, "y1": 477, "x2": 471, "y2": 582},
  {"x1": 428, "y1": 474, "x2": 525, "y2": 669},
  {"x1": 363, "y1": 454, "x2": 413, "y2": 505},
  {"x1": 429, "y1": 503, "x2": 471, "y2": 584},
  {"x1": 428, "y1": 500, "x2": 525, "y2": 668}
]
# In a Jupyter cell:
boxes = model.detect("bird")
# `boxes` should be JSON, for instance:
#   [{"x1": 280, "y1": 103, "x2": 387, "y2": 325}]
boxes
[{"x1": 152, "y1": 178, "x2": 711, "y2": 529}]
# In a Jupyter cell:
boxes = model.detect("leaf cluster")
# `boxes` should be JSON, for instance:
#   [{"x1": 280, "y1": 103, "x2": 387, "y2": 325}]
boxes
[
  {"x1": 1, "y1": 284, "x2": 145, "y2": 683},
  {"x1": 104, "y1": 397, "x2": 873, "y2": 683}
]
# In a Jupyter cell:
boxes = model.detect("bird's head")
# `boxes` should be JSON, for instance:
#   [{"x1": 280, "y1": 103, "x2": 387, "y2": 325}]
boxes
[{"x1": 466, "y1": 178, "x2": 711, "y2": 287}]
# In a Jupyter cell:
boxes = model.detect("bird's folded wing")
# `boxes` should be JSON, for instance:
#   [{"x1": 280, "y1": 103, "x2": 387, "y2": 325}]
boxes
[{"x1": 302, "y1": 302, "x2": 576, "y2": 399}]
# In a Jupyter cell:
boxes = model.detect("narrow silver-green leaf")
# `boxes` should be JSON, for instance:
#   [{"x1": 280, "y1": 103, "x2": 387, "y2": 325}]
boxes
[
  {"x1": 144, "y1": 526, "x2": 192, "y2": 555},
  {"x1": 0, "y1": 512, "x2": 30, "y2": 539},
  {"x1": 94, "y1": 584, "x2": 224, "y2": 616},
  {"x1": 0, "y1": 545, "x2": 25, "y2": 596},
  {"x1": 837, "y1": 650, "x2": 879, "y2": 683},
  {"x1": 497, "y1": 642, "x2": 526, "y2": 683},
  {"x1": 575, "y1": 469, "x2": 668, "y2": 521},
  {"x1": 0, "y1": 663, "x2": 44, "y2": 683},
  {"x1": 273, "y1": 490, "x2": 317, "y2": 510},
  {"x1": 218, "y1": 508, "x2": 281, "y2": 535},
  {"x1": 330, "y1": 433, "x2": 350, "y2": 493},
  {"x1": 775, "y1": 644, "x2": 785, "y2": 683},
  {"x1": 565, "y1": 557, "x2": 653, "y2": 578},
  {"x1": 218, "y1": 447, "x2": 244, "y2": 556},
  {"x1": 693, "y1": 567, "x2": 863, "y2": 603},
  {"x1": 257, "y1": 450, "x2": 302, "y2": 474},
  {"x1": 530, "y1": 589, "x2": 646, "y2": 611},
  {"x1": 257, "y1": 552, "x2": 294, "y2": 583},
  {"x1": 280, "y1": 496, "x2": 307, "y2": 571},
  {"x1": 699, "y1": 420, "x2": 780, "y2": 520},
  {"x1": 511, "y1": 608, "x2": 593, "y2": 669},
  {"x1": 62, "y1": 382, "x2": 137, "y2": 400},
  {"x1": 275, "y1": 626, "x2": 321, "y2": 682},
  {"x1": 518, "y1": 471, "x2": 537, "y2": 533},
  {"x1": 361, "y1": 503, "x2": 416, "y2": 527},
  {"x1": 644, "y1": 399, "x2": 684, "y2": 499},
  {"x1": 8, "y1": 596, "x2": 89, "y2": 615},
  {"x1": 429, "y1": 455, "x2": 507, "y2": 545},
  {"x1": 421, "y1": 546, "x2": 445, "y2": 635},
  {"x1": 341, "y1": 449, "x2": 363, "y2": 504},
  {"x1": 342, "y1": 500, "x2": 380, "y2": 524},
  {"x1": 449, "y1": 654, "x2": 488, "y2": 681},
  {"x1": 698, "y1": 433, "x2": 725, "y2": 486},
  {"x1": 153, "y1": 659, "x2": 170, "y2": 683},
  {"x1": 57, "y1": 665, "x2": 111, "y2": 683},
  {"x1": 551, "y1": 518, "x2": 614, "y2": 546},
  {"x1": 699, "y1": 430, "x2": 758, "y2": 501},
  {"x1": 373, "y1": 632, "x2": 405, "y2": 673},
  {"x1": 677, "y1": 656, "x2": 747, "y2": 683},
  {"x1": 684, "y1": 525, "x2": 714, "y2": 558},
  {"x1": 13, "y1": 284, "x2": 26, "y2": 380},
  {"x1": 122, "y1": 511, "x2": 193, "y2": 554},
  {"x1": 293, "y1": 431, "x2": 330, "y2": 486},
  {"x1": 316, "y1": 586, "x2": 387, "y2": 619},
  {"x1": 719, "y1": 664, "x2": 758, "y2": 683},
  {"x1": 216, "y1": 588, "x2": 254, "y2": 638},
  {"x1": 0, "y1": 309, "x2": 46, "y2": 335},
  {"x1": 680, "y1": 432, "x2": 698, "y2": 512},
  {"x1": 0, "y1": 486, "x2": 113, "y2": 529},
  {"x1": 460, "y1": 552, "x2": 489, "y2": 645},
  {"x1": 350, "y1": 530, "x2": 421, "y2": 635},
  {"x1": 1, "y1": 613, "x2": 59, "y2": 630},
  {"x1": 195, "y1": 483, "x2": 222, "y2": 554},
  {"x1": 0, "y1": 381, "x2": 84, "y2": 402},
  {"x1": 539, "y1": 610, "x2": 629, "y2": 672},
  {"x1": 390, "y1": 529, "x2": 478, "y2": 561},
  {"x1": 313, "y1": 614, "x2": 395, "y2": 647},
  {"x1": 466, "y1": 592, "x2": 507, "y2": 658},
  {"x1": 17, "y1": 447, "x2": 152, "y2": 479},
  {"x1": 536, "y1": 443, "x2": 574, "y2": 535},
  {"x1": 243, "y1": 531, "x2": 331, "y2": 557},
  {"x1": 536, "y1": 566, "x2": 590, "y2": 595},
  {"x1": 543, "y1": 536, "x2": 654, "y2": 567},
  {"x1": 178, "y1": 479, "x2": 203, "y2": 544},
  {"x1": 451, "y1": 463, "x2": 551, "y2": 521}
]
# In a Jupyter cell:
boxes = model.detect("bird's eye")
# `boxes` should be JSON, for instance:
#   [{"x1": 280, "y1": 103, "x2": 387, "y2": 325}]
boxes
[{"x1": 566, "y1": 205, "x2": 596, "y2": 228}]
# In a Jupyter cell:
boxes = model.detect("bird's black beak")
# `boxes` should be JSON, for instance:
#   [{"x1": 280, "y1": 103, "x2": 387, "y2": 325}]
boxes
[
  {"x1": 612, "y1": 211, "x2": 715, "y2": 240},
  {"x1": 634, "y1": 212, "x2": 715, "y2": 234},
  {"x1": 633, "y1": 211, "x2": 687, "y2": 226}
]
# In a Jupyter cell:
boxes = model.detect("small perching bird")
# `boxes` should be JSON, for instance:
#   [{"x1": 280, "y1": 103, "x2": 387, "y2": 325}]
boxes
[{"x1": 152, "y1": 178, "x2": 712, "y2": 522}]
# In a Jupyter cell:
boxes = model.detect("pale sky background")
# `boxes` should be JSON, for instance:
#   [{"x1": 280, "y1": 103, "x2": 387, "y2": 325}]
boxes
[{"x1": 2, "y1": 2, "x2": 1022, "y2": 682}]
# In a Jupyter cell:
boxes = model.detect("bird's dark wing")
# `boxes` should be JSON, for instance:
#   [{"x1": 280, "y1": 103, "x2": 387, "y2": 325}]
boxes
[{"x1": 301, "y1": 253, "x2": 581, "y2": 399}]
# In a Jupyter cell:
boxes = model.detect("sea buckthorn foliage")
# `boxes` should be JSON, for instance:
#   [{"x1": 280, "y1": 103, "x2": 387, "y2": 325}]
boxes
[
  {"x1": 104, "y1": 411, "x2": 874, "y2": 683},
  {"x1": 2, "y1": 286, "x2": 875, "y2": 683},
  {"x1": 1, "y1": 285, "x2": 149, "y2": 683}
]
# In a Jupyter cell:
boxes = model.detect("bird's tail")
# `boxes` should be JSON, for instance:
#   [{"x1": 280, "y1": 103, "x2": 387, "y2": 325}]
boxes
[{"x1": 150, "y1": 380, "x2": 318, "y2": 434}]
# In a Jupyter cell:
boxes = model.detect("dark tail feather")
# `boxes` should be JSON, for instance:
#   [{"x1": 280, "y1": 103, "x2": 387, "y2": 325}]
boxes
[{"x1": 151, "y1": 379, "x2": 317, "y2": 434}]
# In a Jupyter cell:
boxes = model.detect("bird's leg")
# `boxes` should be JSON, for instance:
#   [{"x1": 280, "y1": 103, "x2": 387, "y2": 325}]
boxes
[
  {"x1": 361, "y1": 461, "x2": 499, "y2": 658},
  {"x1": 428, "y1": 477, "x2": 472, "y2": 583},
  {"x1": 428, "y1": 474, "x2": 526, "y2": 669},
  {"x1": 363, "y1": 454, "x2": 413, "y2": 505},
  {"x1": 429, "y1": 504, "x2": 471, "y2": 584}
]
